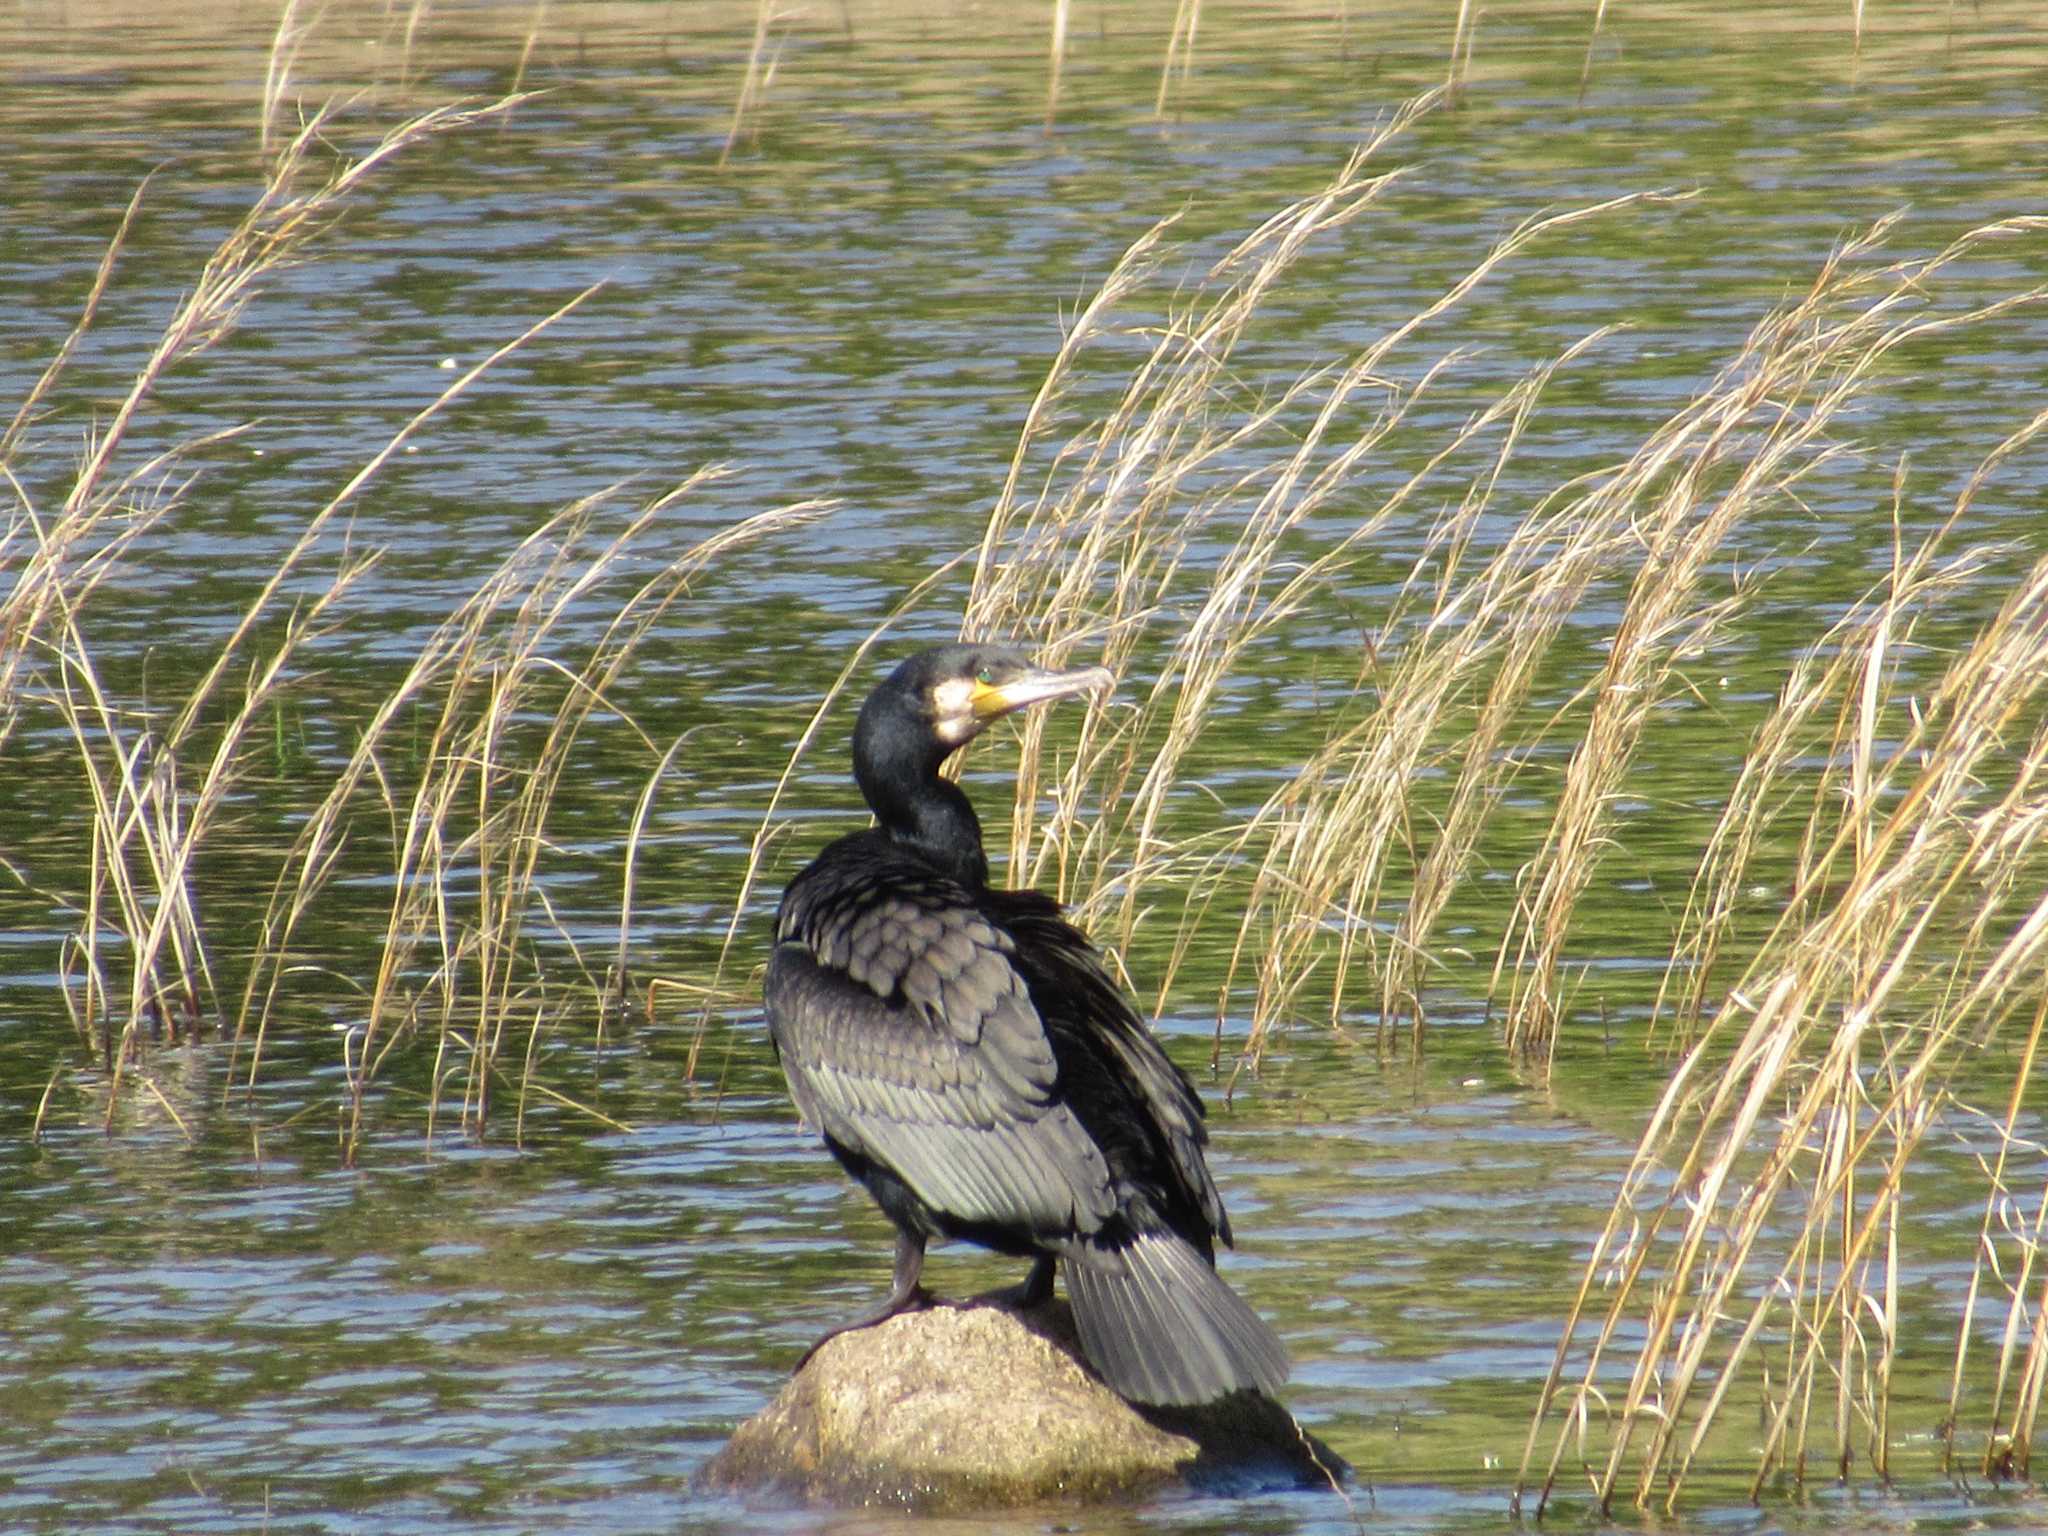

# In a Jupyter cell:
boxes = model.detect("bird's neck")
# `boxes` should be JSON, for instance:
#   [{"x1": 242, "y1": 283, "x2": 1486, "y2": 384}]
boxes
[{"x1": 857, "y1": 746, "x2": 991, "y2": 890}]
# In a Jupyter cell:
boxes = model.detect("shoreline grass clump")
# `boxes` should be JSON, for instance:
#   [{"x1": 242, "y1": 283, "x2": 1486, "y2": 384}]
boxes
[
  {"x1": 1516, "y1": 519, "x2": 2048, "y2": 1511},
  {"x1": 957, "y1": 143, "x2": 2047, "y2": 1091},
  {"x1": 907, "y1": 102, "x2": 2047, "y2": 1502},
  {"x1": 1490, "y1": 214, "x2": 2048, "y2": 1063},
  {"x1": 1, "y1": 79, "x2": 821, "y2": 1154},
  {"x1": 955, "y1": 97, "x2": 1705, "y2": 1056},
  {"x1": 1511, "y1": 358, "x2": 2048, "y2": 1508},
  {"x1": 233, "y1": 472, "x2": 822, "y2": 1159},
  {"x1": 3, "y1": 101, "x2": 527, "y2": 1091}
]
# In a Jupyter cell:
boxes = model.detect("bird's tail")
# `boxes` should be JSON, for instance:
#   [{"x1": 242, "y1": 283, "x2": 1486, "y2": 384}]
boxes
[{"x1": 1063, "y1": 1231, "x2": 1289, "y2": 1407}]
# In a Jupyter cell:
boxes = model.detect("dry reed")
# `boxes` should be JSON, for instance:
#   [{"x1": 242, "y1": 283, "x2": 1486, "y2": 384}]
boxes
[
  {"x1": 1046, "y1": 0, "x2": 1070, "y2": 131},
  {"x1": 5, "y1": 60, "x2": 820, "y2": 1152},
  {"x1": 959, "y1": 94, "x2": 1715, "y2": 1064},
  {"x1": 231, "y1": 472, "x2": 824, "y2": 1161},
  {"x1": 1155, "y1": 0, "x2": 1202, "y2": 118},
  {"x1": 932, "y1": 117, "x2": 2048, "y2": 1501},
  {"x1": 1506, "y1": 225, "x2": 2048, "y2": 1510},
  {"x1": 722, "y1": 0, "x2": 788, "y2": 166},
  {"x1": 1482, "y1": 209, "x2": 2025, "y2": 1064},
  {"x1": 3, "y1": 98, "x2": 526, "y2": 1111}
]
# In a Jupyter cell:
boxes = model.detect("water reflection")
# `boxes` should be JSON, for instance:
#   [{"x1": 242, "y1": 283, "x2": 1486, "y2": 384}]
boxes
[{"x1": 0, "y1": 1029, "x2": 1627, "y2": 1534}]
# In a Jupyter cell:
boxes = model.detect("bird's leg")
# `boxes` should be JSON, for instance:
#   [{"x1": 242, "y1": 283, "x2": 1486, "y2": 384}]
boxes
[
  {"x1": 882, "y1": 1228, "x2": 930, "y2": 1310},
  {"x1": 1016, "y1": 1254, "x2": 1056, "y2": 1307},
  {"x1": 981, "y1": 1253, "x2": 1056, "y2": 1310},
  {"x1": 794, "y1": 1230, "x2": 929, "y2": 1372}
]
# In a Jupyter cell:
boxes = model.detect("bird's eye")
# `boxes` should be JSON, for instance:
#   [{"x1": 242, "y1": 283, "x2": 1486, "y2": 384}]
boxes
[{"x1": 975, "y1": 666, "x2": 994, "y2": 686}]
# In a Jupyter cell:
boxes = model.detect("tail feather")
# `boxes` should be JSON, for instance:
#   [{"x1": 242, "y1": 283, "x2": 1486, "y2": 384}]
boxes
[{"x1": 1064, "y1": 1231, "x2": 1288, "y2": 1406}]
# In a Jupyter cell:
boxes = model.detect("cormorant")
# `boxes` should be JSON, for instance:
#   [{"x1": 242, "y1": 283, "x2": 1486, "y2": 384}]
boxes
[{"x1": 764, "y1": 642, "x2": 1288, "y2": 1406}]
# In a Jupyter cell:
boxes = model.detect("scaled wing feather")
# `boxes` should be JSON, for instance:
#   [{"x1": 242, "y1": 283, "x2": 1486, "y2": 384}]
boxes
[{"x1": 767, "y1": 881, "x2": 1117, "y2": 1236}]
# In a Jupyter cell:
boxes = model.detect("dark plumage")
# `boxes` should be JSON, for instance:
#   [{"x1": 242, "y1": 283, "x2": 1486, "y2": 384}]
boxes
[{"x1": 764, "y1": 643, "x2": 1287, "y2": 1406}]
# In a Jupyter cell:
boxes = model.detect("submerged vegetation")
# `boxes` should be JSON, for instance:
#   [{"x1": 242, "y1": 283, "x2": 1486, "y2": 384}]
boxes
[{"x1": 5, "y1": 0, "x2": 2048, "y2": 1514}]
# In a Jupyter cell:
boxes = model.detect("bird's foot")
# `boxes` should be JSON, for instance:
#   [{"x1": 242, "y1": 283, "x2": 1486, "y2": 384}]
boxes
[{"x1": 793, "y1": 1285, "x2": 933, "y2": 1373}]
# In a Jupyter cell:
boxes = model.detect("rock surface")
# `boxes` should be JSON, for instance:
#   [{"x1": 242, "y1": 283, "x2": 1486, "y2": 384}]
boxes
[{"x1": 700, "y1": 1299, "x2": 1342, "y2": 1512}]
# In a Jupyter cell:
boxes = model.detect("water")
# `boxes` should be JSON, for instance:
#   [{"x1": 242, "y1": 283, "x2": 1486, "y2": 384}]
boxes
[{"x1": 4, "y1": 2, "x2": 2048, "y2": 1531}]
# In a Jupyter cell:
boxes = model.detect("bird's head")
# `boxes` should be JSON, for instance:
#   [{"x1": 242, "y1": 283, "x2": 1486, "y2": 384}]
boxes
[
  {"x1": 904, "y1": 643, "x2": 1114, "y2": 749},
  {"x1": 852, "y1": 643, "x2": 1115, "y2": 828}
]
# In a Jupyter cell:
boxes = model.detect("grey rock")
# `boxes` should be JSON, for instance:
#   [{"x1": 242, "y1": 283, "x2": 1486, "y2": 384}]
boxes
[{"x1": 700, "y1": 1300, "x2": 1343, "y2": 1512}]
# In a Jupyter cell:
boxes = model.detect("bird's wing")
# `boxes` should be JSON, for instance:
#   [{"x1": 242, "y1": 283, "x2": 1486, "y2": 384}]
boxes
[
  {"x1": 766, "y1": 881, "x2": 1117, "y2": 1236},
  {"x1": 991, "y1": 891, "x2": 1232, "y2": 1246}
]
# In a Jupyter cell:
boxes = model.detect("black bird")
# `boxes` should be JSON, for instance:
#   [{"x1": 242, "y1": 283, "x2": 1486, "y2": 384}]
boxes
[{"x1": 764, "y1": 643, "x2": 1288, "y2": 1406}]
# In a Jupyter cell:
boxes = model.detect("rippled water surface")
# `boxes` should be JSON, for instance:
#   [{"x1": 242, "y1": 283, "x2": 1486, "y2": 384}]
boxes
[{"x1": 4, "y1": 2, "x2": 2048, "y2": 1532}]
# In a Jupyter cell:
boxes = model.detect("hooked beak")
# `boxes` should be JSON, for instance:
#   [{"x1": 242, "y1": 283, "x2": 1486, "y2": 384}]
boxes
[{"x1": 969, "y1": 661, "x2": 1115, "y2": 724}]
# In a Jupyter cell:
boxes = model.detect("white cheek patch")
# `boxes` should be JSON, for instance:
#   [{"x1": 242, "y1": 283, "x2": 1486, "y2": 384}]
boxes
[{"x1": 932, "y1": 677, "x2": 978, "y2": 744}]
